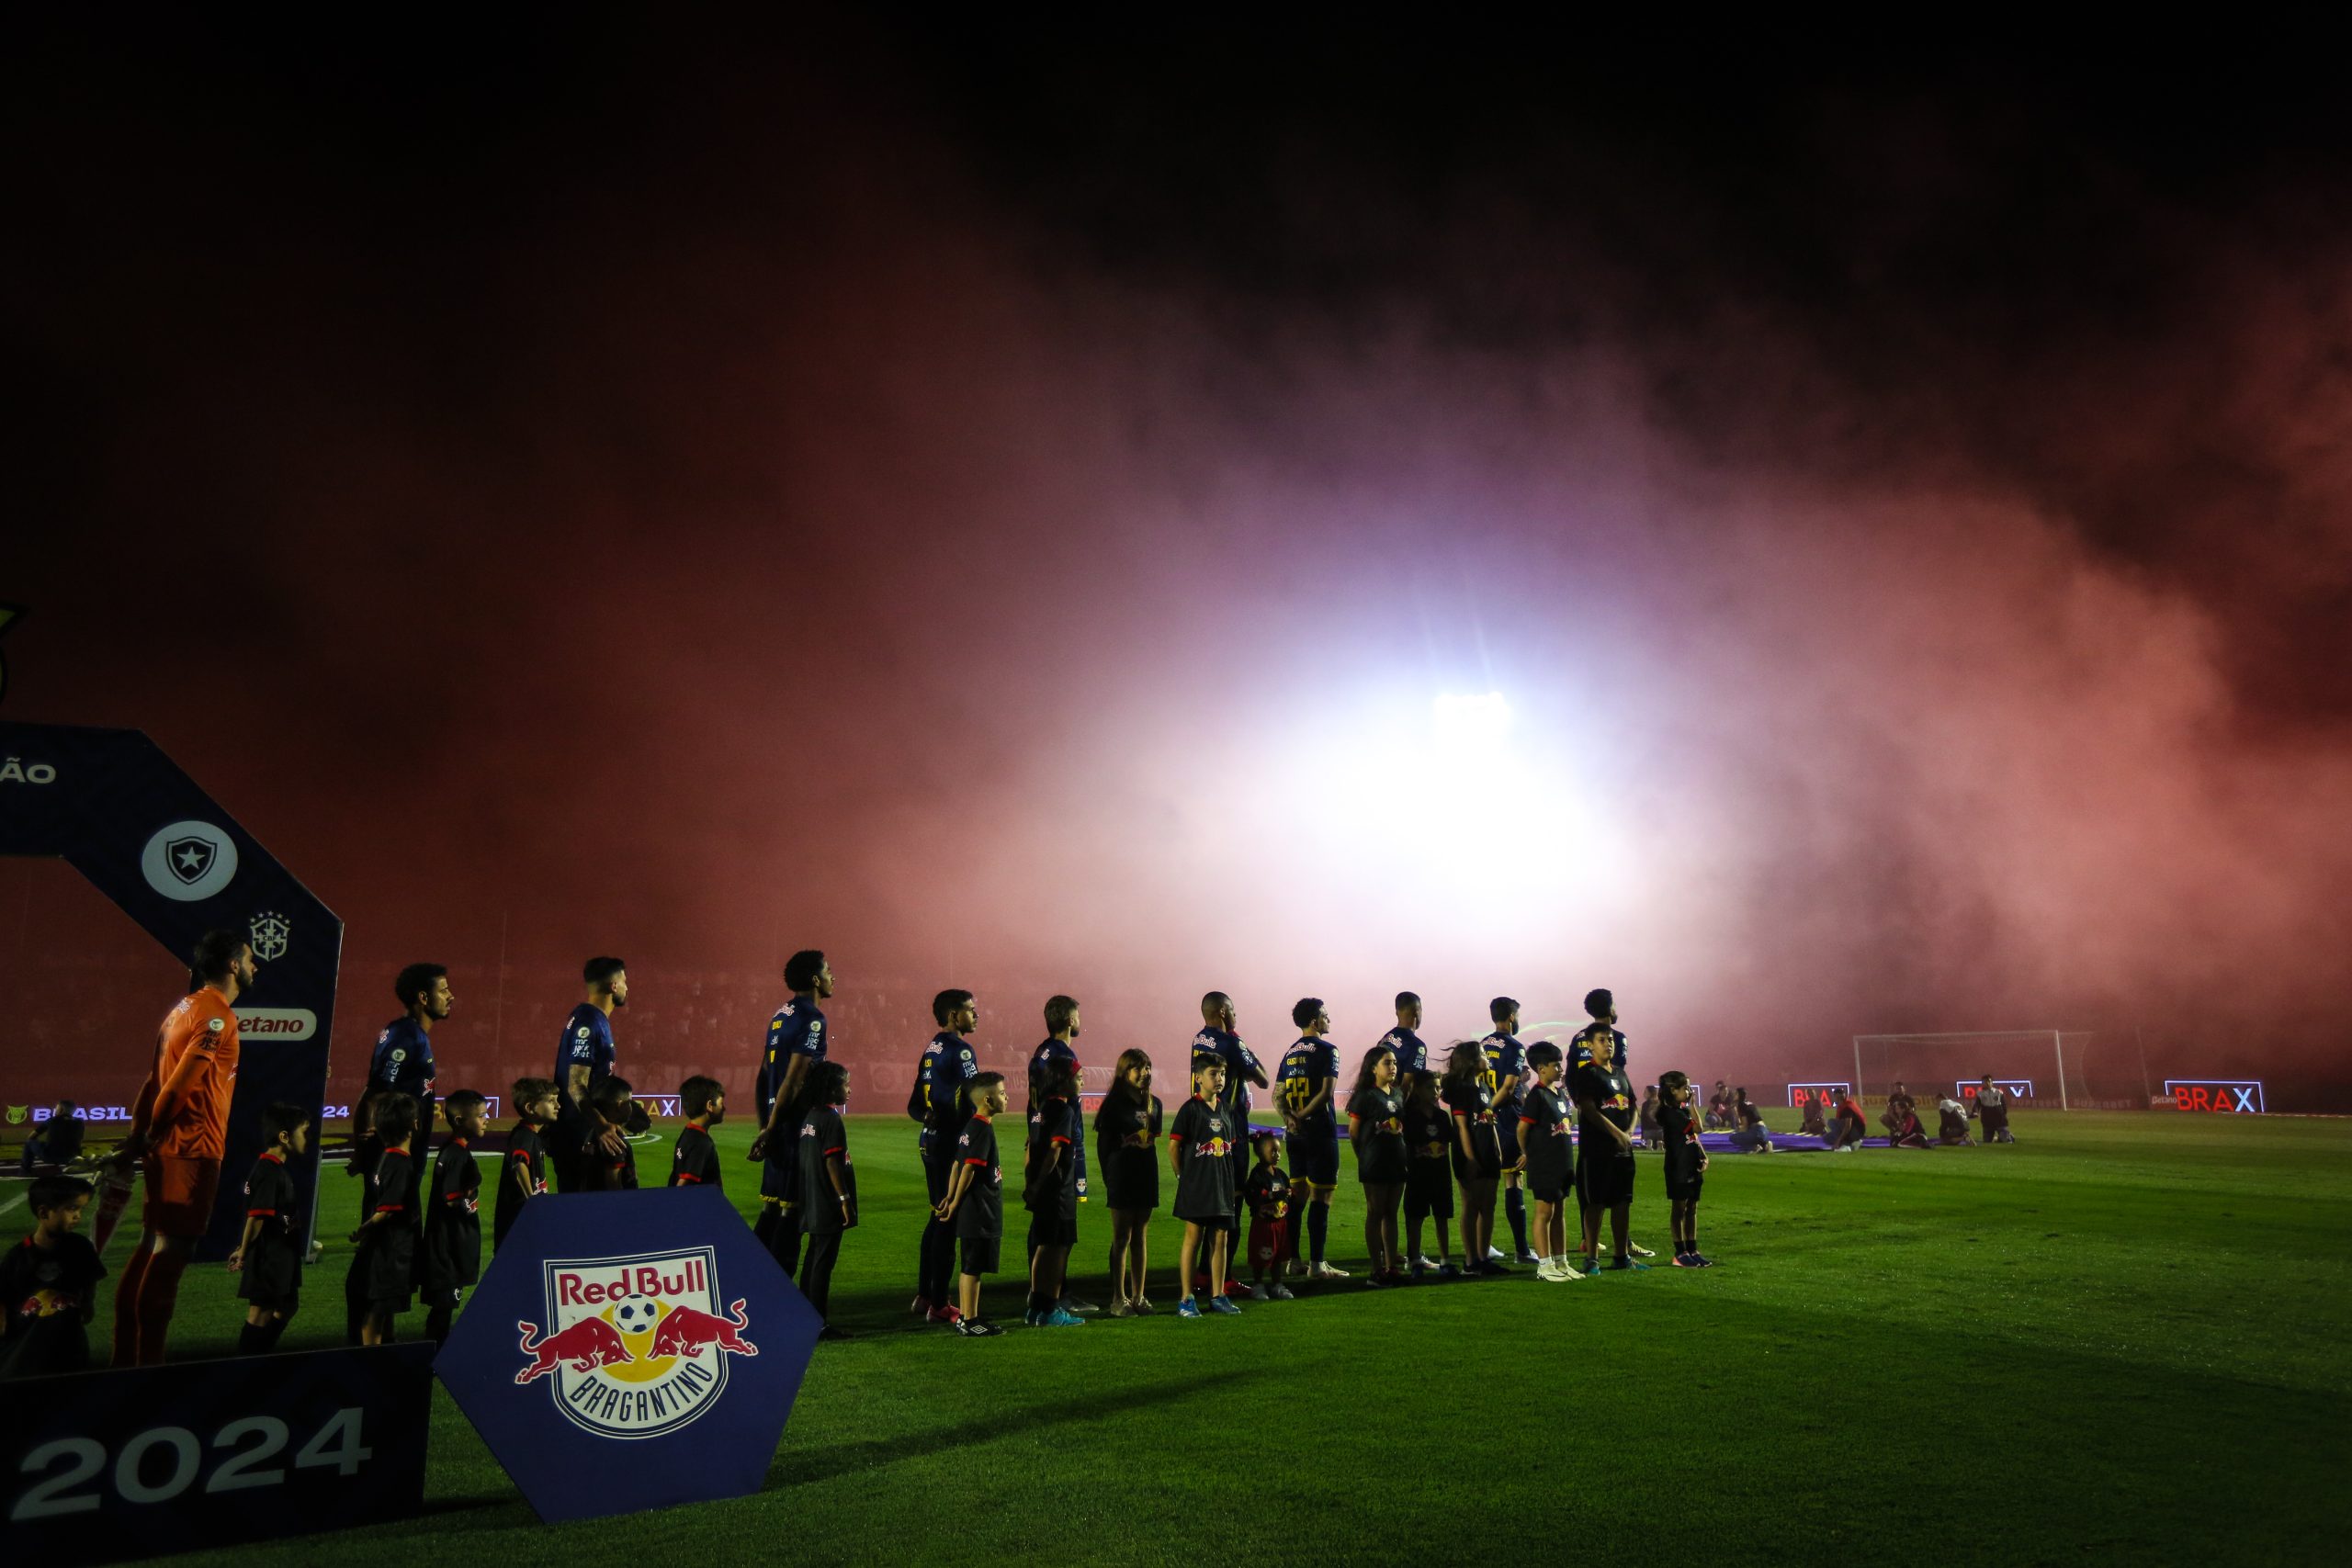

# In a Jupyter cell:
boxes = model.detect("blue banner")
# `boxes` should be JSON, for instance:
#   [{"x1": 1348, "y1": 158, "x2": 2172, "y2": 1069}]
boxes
[
  {"x1": 434, "y1": 1186, "x2": 820, "y2": 1522},
  {"x1": 0, "y1": 721, "x2": 345, "y2": 1258},
  {"x1": 0, "y1": 1343, "x2": 432, "y2": 1562}
]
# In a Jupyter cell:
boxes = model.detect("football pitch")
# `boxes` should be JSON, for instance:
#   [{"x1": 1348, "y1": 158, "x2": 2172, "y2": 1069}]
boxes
[{"x1": 95, "y1": 1111, "x2": 2352, "y2": 1566}]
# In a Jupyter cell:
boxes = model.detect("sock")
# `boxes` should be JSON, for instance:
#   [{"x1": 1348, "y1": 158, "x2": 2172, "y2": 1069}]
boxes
[
  {"x1": 260, "y1": 1317, "x2": 289, "y2": 1350},
  {"x1": 1505, "y1": 1188, "x2": 1528, "y2": 1253},
  {"x1": 133, "y1": 1249, "x2": 191, "y2": 1367},
  {"x1": 426, "y1": 1304, "x2": 453, "y2": 1345},
  {"x1": 112, "y1": 1244, "x2": 154, "y2": 1368},
  {"x1": 752, "y1": 1202, "x2": 778, "y2": 1249},
  {"x1": 237, "y1": 1321, "x2": 273, "y2": 1354},
  {"x1": 1306, "y1": 1201, "x2": 1329, "y2": 1265}
]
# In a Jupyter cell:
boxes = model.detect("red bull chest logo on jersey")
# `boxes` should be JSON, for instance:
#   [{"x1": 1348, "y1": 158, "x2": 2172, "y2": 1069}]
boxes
[{"x1": 515, "y1": 1245, "x2": 756, "y2": 1438}]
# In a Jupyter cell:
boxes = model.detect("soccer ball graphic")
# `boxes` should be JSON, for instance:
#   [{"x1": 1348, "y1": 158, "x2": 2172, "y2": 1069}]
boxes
[{"x1": 612, "y1": 1294, "x2": 659, "y2": 1337}]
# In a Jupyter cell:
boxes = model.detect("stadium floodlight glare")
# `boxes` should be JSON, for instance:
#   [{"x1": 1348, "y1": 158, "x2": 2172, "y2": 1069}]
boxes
[{"x1": 1432, "y1": 692, "x2": 1512, "y2": 755}]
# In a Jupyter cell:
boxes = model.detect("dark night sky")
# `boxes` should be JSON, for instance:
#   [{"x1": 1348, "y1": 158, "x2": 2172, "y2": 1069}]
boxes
[{"x1": 6, "y1": 17, "x2": 2349, "y2": 1100}]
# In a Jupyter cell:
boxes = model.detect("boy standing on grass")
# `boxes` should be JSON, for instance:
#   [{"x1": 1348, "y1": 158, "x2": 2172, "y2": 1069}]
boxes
[
  {"x1": 1023, "y1": 1058, "x2": 1086, "y2": 1328},
  {"x1": 419, "y1": 1091, "x2": 486, "y2": 1346},
  {"x1": 1, "y1": 1176, "x2": 104, "y2": 1378},
  {"x1": 496, "y1": 1079, "x2": 558, "y2": 1252},
  {"x1": 1518, "y1": 1044, "x2": 1580, "y2": 1281},
  {"x1": 1401, "y1": 1069, "x2": 1457, "y2": 1277},
  {"x1": 1571, "y1": 1027, "x2": 1645, "y2": 1274},
  {"x1": 230, "y1": 1103, "x2": 311, "y2": 1353},
  {"x1": 346, "y1": 1093, "x2": 417, "y2": 1346},
  {"x1": 671, "y1": 1077, "x2": 726, "y2": 1189},
  {"x1": 937, "y1": 1072, "x2": 1008, "y2": 1337},
  {"x1": 797, "y1": 1064, "x2": 858, "y2": 1338},
  {"x1": 1657, "y1": 1072, "x2": 1713, "y2": 1267},
  {"x1": 578, "y1": 1078, "x2": 640, "y2": 1191},
  {"x1": 1170, "y1": 1055, "x2": 1241, "y2": 1317},
  {"x1": 1242, "y1": 1130, "x2": 1295, "y2": 1300}
]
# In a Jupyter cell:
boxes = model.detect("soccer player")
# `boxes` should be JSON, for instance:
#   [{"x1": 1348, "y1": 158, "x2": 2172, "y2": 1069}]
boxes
[
  {"x1": 1518, "y1": 1043, "x2": 1581, "y2": 1280},
  {"x1": 936, "y1": 1071, "x2": 1008, "y2": 1337},
  {"x1": 1657, "y1": 1071, "x2": 1712, "y2": 1266},
  {"x1": 1571, "y1": 1027, "x2": 1644, "y2": 1273},
  {"x1": 1094, "y1": 1049, "x2": 1162, "y2": 1316},
  {"x1": 1382, "y1": 991, "x2": 1433, "y2": 1094},
  {"x1": 1441, "y1": 1040, "x2": 1504, "y2": 1273},
  {"x1": 797, "y1": 1063, "x2": 858, "y2": 1337},
  {"x1": 1276, "y1": 997, "x2": 1347, "y2": 1282},
  {"x1": 1482, "y1": 997, "x2": 1534, "y2": 1265},
  {"x1": 553, "y1": 957, "x2": 628, "y2": 1192},
  {"x1": 420, "y1": 1090, "x2": 486, "y2": 1345},
  {"x1": 578, "y1": 1077, "x2": 640, "y2": 1190},
  {"x1": 346, "y1": 1092, "x2": 418, "y2": 1347},
  {"x1": 229, "y1": 1102, "x2": 311, "y2": 1354},
  {"x1": 1971, "y1": 1077, "x2": 2016, "y2": 1143},
  {"x1": 353, "y1": 962, "x2": 450, "y2": 1339},
  {"x1": 2, "y1": 1176, "x2": 105, "y2": 1378},
  {"x1": 1193, "y1": 991, "x2": 1267, "y2": 1290},
  {"x1": 748, "y1": 951, "x2": 831, "y2": 1264},
  {"x1": 1571, "y1": 991, "x2": 1657, "y2": 1258},
  {"x1": 1347, "y1": 1043, "x2": 1408, "y2": 1285},
  {"x1": 910, "y1": 990, "x2": 982, "y2": 1324},
  {"x1": 1241, "y1": 1130, "x2": 1295, "y2": 1300},
  {"x1": 1027, "y1": 995, "x2": 1095, "y2": 1315},
  {"x1": 1401, "y1": 1069, "x2": 1458, "y2": 1277},
  {"x1": 113, "y1": 928, "x2": 254, "y2": 1368},
  {"x1": 671, "y1": 1076, "x2": 726, "y2": 1189},
  {"x1": 1170, "y1": 1055, "x2": 1241, "y2": 1317},
  {"x1": 1023, "y1": 1057, "x2": 1086, "y2": 1327},
  {"x1": 495, "y1": 1078, "x2": 557, "y2": 1252}
]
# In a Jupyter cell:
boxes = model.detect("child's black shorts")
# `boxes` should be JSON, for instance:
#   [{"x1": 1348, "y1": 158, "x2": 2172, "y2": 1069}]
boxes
[
  {"x1": 1529, "y1": 1177, "x2": 1569, "y2": 1204},
  {"x1": 1174, "y1": 1210, "x2": 1231, "y2": 1232},
  {"x1": 1576, "y1": 1152, "x2": 1635, "y2": 1210},
  {"x1": 959, "y1": 1235, "x2": 1001, "y2": 1276},
  {"x1": 1450, "y1": 1129, "x2": 1501, "y2": 1186},
  {"x1": 1025, "y1": 1211, "x2": 1079, "y2": 1251},
  {"x1": 1404, "y1": 1158, "x2": 1454, "y2": 1220},
  {"x1": 237, "y1": 1246, "x2": 300, "y2": 1314},
  {"x1": 1665, "y1": 1167, "x2": 1705, "y2": 1203}
]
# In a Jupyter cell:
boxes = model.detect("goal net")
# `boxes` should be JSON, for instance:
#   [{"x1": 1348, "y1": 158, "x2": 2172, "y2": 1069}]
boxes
[{"x1": 1849, "y1": 1031, "x2": 2121, "y2": 1111}]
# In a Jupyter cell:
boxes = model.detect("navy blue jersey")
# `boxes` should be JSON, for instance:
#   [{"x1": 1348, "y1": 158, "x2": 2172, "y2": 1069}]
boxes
[
  {"x1": 1568, "y1": 1024, "x2": 1629, "y2": 1074},
  {"x1": 368, "y1": 1017, "x2": 435, "y2": 1103},
  {"x1": 911, "y1": 1032, "x2": 980, "y2": 1155},
  {"x1": 553, "y1": 1005, "x2": 616, "y2": 1130},
  {"x1": 1379, "y1": 1026, "x2": 1431, "y2": 1078},
  {"x1": 1275, "y1": 1036, "x2": 1341, "y2": 1134},
  {"x1": 757, "y1": 993, "x2": 827, "y2": 1124},
  {"x1": 1481, "y1": 1032, "x2": 1528, "y2": 1111},
  {"x1": 1192, "y1": 1026, "x2": 1261, "y2": 1127},
  {"x1": 1026, "y1": 1037, "x2": 1088, "y2": 1188}
]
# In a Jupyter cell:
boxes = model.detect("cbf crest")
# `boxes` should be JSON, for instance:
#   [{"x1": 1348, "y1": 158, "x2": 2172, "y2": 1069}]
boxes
[
  {"x1": 516, "y1": 1244, "x2": 754, "y2": 1439},
  {"x1": 249, "y1": 908, "x2": 291, "y2": 961}
]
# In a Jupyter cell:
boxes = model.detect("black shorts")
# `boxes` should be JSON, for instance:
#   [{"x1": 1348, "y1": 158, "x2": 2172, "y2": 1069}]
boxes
[
  {"x1": 417, "y1": 1283, "x2": 462, "y2": 1312},
  {"x1": 958, "y1": 1235, "x2": 1000, "y2": 1276},
  {"x1": 1404, "y1": 1158, "x2": 1453, "y2": 1220},
  {"x1": 1451, "y1": 1125, "x2": 1501, "y2": 1185},
  {"x1": 1175, "y1": 1211, "x2": 1231, "y2": 1232},
  {"x1": 1577, "y1": 1151, "x2": 1635, "y2": 1210},
  {"x1": 1287, "y1": 1129, "x2": 1341, "y2": 1188},
  {"x1": 1665, "y1": 1165, "x2": 1705, "y2": 1202},
  {"x1": 1101, "y1": 1148, "x2": 1159, "y2": 1212},
  {"x1": 1026, "y1": 1210, "x2": 1079, "y2": 1250},
  {"x1": 1355, "y1": 1140, "x2": 1408, "y2": 1187},
  {"x1": 761, "y1": 1156, "x2": 797, "y2": 1202},
  {"x1": 1525, "y1": 1160, "x2": 1571, "y2": 1204}
]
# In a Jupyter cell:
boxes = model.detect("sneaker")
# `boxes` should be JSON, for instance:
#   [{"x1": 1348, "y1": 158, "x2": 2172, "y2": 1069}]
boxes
[
  {"x1": 1671, "y1": 1251, "x2": 1702, "y2": 1268},
  {"x1": 1628, "y1": 1244, "x2": 1657, "y2": 1259},
  {"x1": 1285, "y1": 1258, "x2": 1309, "y2": 1279},
  {"x1": 1409, "y1": 1262, "x2": 1430, "y2": 1280},
  {"x1": 1485, "y1": 1246, "x2": 1505, "y2": 1262},
  {"x1": 1177, "y1": 1297, "x2": 1203, "y2": 1319},
  {"x1": 1411, "y1": 1254, "x2": 1440, "y2": 1271},
  {"x1": 1058, "y1": 1295, "x2": 1100, "y2": 1315},
  {"x1": 1690, "y1": 1253, "x2": 1716, "y2": 1268},
  {"x1": 1308, "y1": 1261, "x2": 1351, "y2": 1280},
  {"x1": 928, "y1": 1304, "x2": 964, "y2": 1325},
  {"x1": 1578, "y1": 1257, "x2": 1600, "y2": 1277},
  {"x1": 956, "y1": 1317, "x2": 1002, "y2": 1337},
  {"x1": 910, "y1": 1294, "x2": 935, "y2": 1317},
  {"x1": 1132, "y1": 1296, "x2": 1156, "y2": 1316},
  {"x1": 1022, "y1": 1309, "x2": 1042, "y2": 1327},
  {"x1": 1248, "y1": 1283, "x2": 1270, "y2": 1302},
  {"x1": 1515, "y1": 1249, "x2": 1542, "y2": 1265},
  {"x1": 1221, "y1": 1281, "x2": 1247, "y2": 1300},
  {"x1": 1477, "y1": 1259, "x2": 1510, "y2": 1276},
  {"x1": 1037, "y1": 1307, "x2": 1086, "y2": 1327},
  {"x1": 1534, "y1": 1260, "x2": 1566, "y2": 1281},
  {"x1": 1380, "y1": 1269, "x2": 1410, "y2": 1286},
  {"x1": 1556, "y1": 1258, "x2": 1587, "y2": 1280},
  {"x1": 1106, "y1": 1299, "x2": 1136, "y2": 1318},
  {"x1": 1270, "y1": 1283, "x2": 1295, "y2": 1300},
  {"x1": 1607, "y1": 1257, "x2": 1650, "y2": 1272},
  {"x1": 1437, "y1": 1261, "x2": 1463, "y2": 1280},
  {"x1": 1362, "y1": 1274, "x2": 1387, "y2": 1289},
  {"x1": 1206, "y1": 1295, "x2": 1243, "y2": 1315},
  {"x1": 817, "y1": 1325, "x2": 856, "y2": 1340}
]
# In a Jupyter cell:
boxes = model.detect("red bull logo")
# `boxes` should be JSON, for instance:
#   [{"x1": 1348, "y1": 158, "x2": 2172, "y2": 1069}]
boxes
[
  {"x1": 1200, "y1": 1136, "x2": 1232, "y2": 1158},
  {"x1": 517, "y1": 1245, "x2": 753, "y2": 1438}
]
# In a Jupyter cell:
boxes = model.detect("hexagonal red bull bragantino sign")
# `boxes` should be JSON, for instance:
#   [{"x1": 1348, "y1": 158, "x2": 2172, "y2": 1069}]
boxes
[{"x1": 435, "y1": 1186, "x2": 820, "y2": 1521}]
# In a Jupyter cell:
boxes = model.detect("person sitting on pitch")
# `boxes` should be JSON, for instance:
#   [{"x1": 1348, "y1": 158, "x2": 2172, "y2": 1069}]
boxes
[
  {"x1": 18, "y1": 1100, "x2": 85, "y2": 1174},
  {"x1": 1727, "y1": 1089, "x2": 1773, "y2": 1152},
  {"x1": 1827, "y1": 1091, "x2": 1868, "y2": 1152},
  {"x1": 1936, "y1": 1094, "x2": 1973, "y2": 1145},
  {"x1": 1703, "y1": 1081, "x2": 1735, "y2": 1131},
  {"x1": 1636, "y1": 1085, "x2": 1661, "y2": 1149},
  {"x1": 1970, "y1": 1077, "x2": 2016, "y2": 1143},
  {"x1": 1799, "y1": 1095, "x2": 1830, "y2": 1140},
  {"x1": 1879, "y1": 1081, "x2": 1918, "y2": 1140},
  {"x1": 1884, "y1": 1098, "x2": 1930, "y2": 1148}
]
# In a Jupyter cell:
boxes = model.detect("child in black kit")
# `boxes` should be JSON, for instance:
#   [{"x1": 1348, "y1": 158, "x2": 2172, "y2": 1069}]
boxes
[
  {"x1": 578, "y1": 1077, "x2": 640, "y2": 1191},
  {"x1": 1347, "y1": 1044, "x2": 1408, "y2": 1286},
  {"x1": 1519, "y1": 1044, "x2": 1581, "y2": 1281},
  {"x1": 0, "y1": 1176, "x2": 105, "y2": 1379},
  {"x1": 1401, "y1": 1071, "x2": 1458, "y2": 1278},
  {"x1": 1170, "y1": 1055, "x2": 1241, "y2": 1317},
  {"x1": 1657, "y1": 1072, "x2": 1713, "y2": 1267},
  {"x1": 797, "y1": 1064, "x2": 858, "y2": 1337},
  {"x1": 420, "y1": 1091, "x2": 487, "y2": 1345},
  {"x1": 1241, "y1": 1131, "x2": 1295, "y2": 1300},
  {"x1": 347, "y1": 1093, "x2": 418, "y2": 1346},
  {"x1": 496, "y1": 1078, "x2": 558, "y2": 1252},
  {"x1": 670, "y1": 1077, "x2": 726, "y2": 1189},
  {"x1": 231, "y1": 1102, "x2": 311, "y2": 1353},
  {"x1": 937, "y1": 1073, "x2": 1008, "y2": 1337},
  {"x1": 1023, "y1": 1058, "x2": 1086, "y2": 1329}
]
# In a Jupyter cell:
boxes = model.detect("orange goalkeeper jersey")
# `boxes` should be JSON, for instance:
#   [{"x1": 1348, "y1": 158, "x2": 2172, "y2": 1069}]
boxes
[{"x1": 143, "y1": 986, "x2": 242, "y2": 1161}]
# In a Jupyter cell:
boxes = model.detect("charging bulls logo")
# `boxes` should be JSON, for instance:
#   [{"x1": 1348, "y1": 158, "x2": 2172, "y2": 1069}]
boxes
[{"x1": 515, "y1": 1245, "x2": 754, "y2": 1438}]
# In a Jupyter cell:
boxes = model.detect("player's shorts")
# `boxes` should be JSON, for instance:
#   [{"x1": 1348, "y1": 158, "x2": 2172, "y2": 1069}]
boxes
[
  {"x1": 1247, "y1": 1214, "x2": 1293, "y2": 1270},
  {"x1": 1100, "y1": 1149, "x2": 1159, "y2": 1212},
  {"x1": 1450, "y1": 1125, "x2": 1501, "y2": 1186},
  {"x1": 1404, "y1": 1157, "x2": 1453, "y2": 1220},
  {"x1": 1664, "y1": 1162, "x2": 1705, "y2": 1202},
  {"x1": 1494, "y1": 1108, "x2": 1523, "y2": 1163},
  {"x1": 1527, "y1": 1165, "x2": 1571, "y2": 1204},
  {"x1": 1025, "y1": 1210, "x2": 1079, "y2": 1251},
  {"x1": 142, "y1": 1155, "x2": 221, "y2": 1238},
  {"x1": 417, "y1": 1283, "x2": 462, "y2": 1312},
  {"x1": 236, "y1": 1245, "x2": 301, "y2": 1314},
  {"x1": 958, "y1": 1235, "x2": 1001, "y2": 1276},
  {"x1": 1174, "y1": 1209, "x2": 1232, "y2": 1232},
  {"x1": 1286, "y1": 1128, "x2": 1340, "y2": 1188},
  {"x1": 1576, "y1": 1150, "x2": 1635, "y2": 1210},
  {"x1": 760, "y1": 1156, "x2": 798, "y2": 1202}
]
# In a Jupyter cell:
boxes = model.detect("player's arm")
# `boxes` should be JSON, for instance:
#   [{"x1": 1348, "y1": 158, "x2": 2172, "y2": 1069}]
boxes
[
  {"x1": 1299, "y1": 1072, "x2": 1332, "y2": 1122},
  {"x1": 565, "y1": 1063, "x2": 592, "y2": 1119},
  {"x1": 1348, "y1": 1106, "x2": 1368, "y2": 1154},
  {"x1": 936, "y1": 1160, "x2": 972, "y2": 1220},
  {"x1": 749, "y1": 1052, "x2": 815, "y2": 1160},
  {"x1": 152, "y1": 1040, "x2": 216, "y2": 1130},
  {"x1": 507, "y1": 1149, "x2": 537, "y2": 1202},
  {"x1": 1168, "y1": 1120, "x2": 1187, "y2": 1178},
  {"x1": 229, "y1": 1208, "x2": 264, "y2": 1271}
]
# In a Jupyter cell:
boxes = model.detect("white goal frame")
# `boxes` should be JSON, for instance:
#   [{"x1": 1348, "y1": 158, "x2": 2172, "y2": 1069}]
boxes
[{"x1": 1852, "y1": 1030, "x2": 2069, "y2": 1111}]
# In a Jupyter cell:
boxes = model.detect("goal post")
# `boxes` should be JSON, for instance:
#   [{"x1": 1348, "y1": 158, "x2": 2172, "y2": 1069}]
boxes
[{"x1": 1850, "y1": 1031, "x2": 2074, "y2": 1111}]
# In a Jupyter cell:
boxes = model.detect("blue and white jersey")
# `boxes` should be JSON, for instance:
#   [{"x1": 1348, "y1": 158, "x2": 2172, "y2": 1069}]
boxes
[
  {"x1": 757, "y1": 993, "x2": 828, "y2": 1124},
  {"x1": 369, "y1": 1017, "x2": 435, "y2": 1103},
  {"x1": 1481, "y1": 1031, "x2": 1529, "y2": 1110},
  {"x1": 911, "y1": 1031, "x2": 979, "y2": 1155},
  {"x1": 1380, "y1": 1025, "x2": 1430, "y2": 1078},
  {"x1": 554, "y1": 1004, "x2": 616, "y2": 1129},
  {"x1": 1193, "y1": 1025, "x2": 1261, "y2": 1134},
  {"x1": 1026, "y1": 1037, "x2": 1087, "y2": 1188},
  {"x1": 1276, "y1": 1036, "x2": 1341, "y2": 1136}
]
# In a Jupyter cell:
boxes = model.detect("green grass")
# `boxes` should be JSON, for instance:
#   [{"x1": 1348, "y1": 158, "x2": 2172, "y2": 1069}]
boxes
[{"x1": 53, "y1": 1112, "x2": 2352, "y2": 1565}]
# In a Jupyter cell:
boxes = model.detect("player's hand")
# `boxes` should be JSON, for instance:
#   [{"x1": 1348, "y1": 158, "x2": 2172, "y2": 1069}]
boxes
[
  {"x1": 1512, "y1": 1156, "x2": 1526, "y2": 1173},
  {"x1": 842, "y1": 1201, "x2": 860, "y2": 1230},
  {"x1": 746, "y1": 1132, "x2": 768, "y2": 1162},
  {"x1": 598, "y1": 1125, "x2": 627, "y2": 1157},
  {"x1": 226, "y1": 1248, "x2": 243, "y2": 1271}
]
